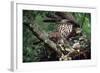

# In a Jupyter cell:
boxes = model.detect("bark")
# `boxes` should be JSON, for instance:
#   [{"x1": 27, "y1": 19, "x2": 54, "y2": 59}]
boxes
[
  {"x1": 24, "y1": 23, "x2": 62, "y2": 56},
  {"x1": 23, "y1": 11, "x2": 77, "y2": 60}
]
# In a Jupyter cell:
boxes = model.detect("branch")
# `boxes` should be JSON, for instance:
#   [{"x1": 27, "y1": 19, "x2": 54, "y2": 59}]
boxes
[{"x1": 24, "y1": 23, "x2": 62, "y2": 56}]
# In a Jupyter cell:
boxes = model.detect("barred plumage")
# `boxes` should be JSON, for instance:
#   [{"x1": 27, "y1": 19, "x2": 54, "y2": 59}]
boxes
[
  {"x1": 57, "y1": 23, "x2": 73, "y2": 39},
  {"x1": 49, "y1": 20, "x2": 74, "y2": 45}
]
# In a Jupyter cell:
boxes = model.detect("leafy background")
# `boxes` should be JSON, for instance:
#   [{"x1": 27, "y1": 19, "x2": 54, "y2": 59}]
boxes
[{"x1": 23, "y1": 10, "x2": 91, "y2": 62}]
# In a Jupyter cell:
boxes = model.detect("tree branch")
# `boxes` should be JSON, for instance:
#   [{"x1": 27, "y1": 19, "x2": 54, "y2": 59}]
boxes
[{"x1": 24, "y1": 22, "x2": 62, "y2": 56}]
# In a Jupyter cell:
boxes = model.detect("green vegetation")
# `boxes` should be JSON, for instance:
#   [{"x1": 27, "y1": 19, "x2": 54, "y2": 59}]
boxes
[{"x1": 23, "y1": 10, "x2": 91, "y2": 62}]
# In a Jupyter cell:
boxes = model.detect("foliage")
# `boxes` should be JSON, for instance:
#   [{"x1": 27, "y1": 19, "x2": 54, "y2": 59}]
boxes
[
  {"x1": 23, "y1": 10, "x2": 91, "y2": 62},
  {"x1": 73, "y1": 12, "x2": 91, "y2": 39}
]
